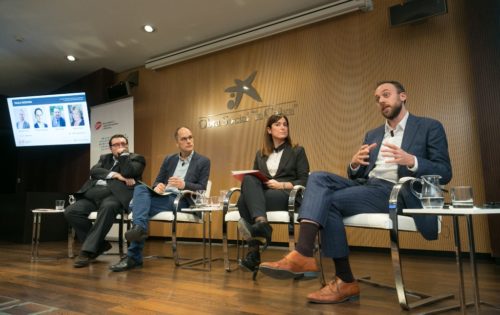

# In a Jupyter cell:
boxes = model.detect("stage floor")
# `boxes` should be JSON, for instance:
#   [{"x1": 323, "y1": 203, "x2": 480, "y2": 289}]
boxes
[{"x1": 0, "y1": 240, "x2": 499, "y2": 314}]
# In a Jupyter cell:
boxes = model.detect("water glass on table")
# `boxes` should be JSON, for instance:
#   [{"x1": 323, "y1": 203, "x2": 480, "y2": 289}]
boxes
[
  {"x1": 209, "y1": 196, "x2": 219, "y2": 208},
  {"x1": 55, "y1": 199, "x2": 65, "y2": 210},
  {"x1": 451, "y1": 186, "x2": 474, "y2": 208},
  {"x1": 218, "y1": 190, "x2": 228, "y2": 206},
  {"x1": 194, "y1": 190, "x2": 206, "y2": 207}
]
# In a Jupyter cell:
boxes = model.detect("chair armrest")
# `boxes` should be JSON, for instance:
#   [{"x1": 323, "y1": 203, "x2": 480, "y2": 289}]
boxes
[
  {"x1": 223, "y1": 187, "x2": 241, "y2": 214},
  {"x1": 388, "y1": 177, "x2": 414, "y2": 232},
  {"x1": 287, "y1": 185, "x2": 305, "y2": 224},
  {"x1": 173, "y1": 190, "x2": 196, "y2": 214},
  {"x1": 288, "y1": 185, "x2": 305, "y2": 213}
]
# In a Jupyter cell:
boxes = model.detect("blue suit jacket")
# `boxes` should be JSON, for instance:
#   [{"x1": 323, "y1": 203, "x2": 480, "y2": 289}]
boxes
[
  {"x1": 348, "y1": 114, "x2": 452, "y2": 240},
  {"x1": 152, "y1": 152, "x2": 210, "y2": 192}
]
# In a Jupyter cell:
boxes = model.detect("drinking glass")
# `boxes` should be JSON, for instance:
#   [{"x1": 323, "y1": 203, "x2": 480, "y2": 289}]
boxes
[
  {"x1": 219, "y1": 190, "x2": 228, "y2": 206},
  {"x1": 55, "y1": 200, "x2": 65, "y2": 210},
  {"x1": 451, "y1": 186, "x2": 474, "y2": 208},
  {"x1": 211, "y1": 196, "x2": 219, "y2": 204},
  {"x1": 194, "y1": 190, "x2": 206, "y2": 207}
]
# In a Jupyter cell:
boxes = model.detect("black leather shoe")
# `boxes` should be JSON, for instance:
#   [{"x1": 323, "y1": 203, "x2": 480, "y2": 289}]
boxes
[
  {"x1": 239, "y1": 250, "x2": 261, "y2": 272},
  {"x1": 109, "y1": 257, "x2": 143, "y2": 272},
  {"x1": 73, "y1": 254, "x2": 94, "y2": 268},
  {"x1": 125, "y1": 225, "x2": 148, "y2": 242}
]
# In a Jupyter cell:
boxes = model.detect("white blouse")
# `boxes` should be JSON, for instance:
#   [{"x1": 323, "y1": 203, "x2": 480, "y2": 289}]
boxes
[{"x1": 266, "y1": 149, "x2": 284, "y2": 177}]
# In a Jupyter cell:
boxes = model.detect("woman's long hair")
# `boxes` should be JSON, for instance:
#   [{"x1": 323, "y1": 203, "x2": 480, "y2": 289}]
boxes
[{"x1": 260, "y1": 114, "x2": 294, "y2": 157}]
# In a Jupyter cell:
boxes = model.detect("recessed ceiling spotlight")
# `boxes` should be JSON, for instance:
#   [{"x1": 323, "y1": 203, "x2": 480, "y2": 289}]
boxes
[
  {"x1": 143, "y1": 24, "x2": 155, "y2": 33},
  {"x1": 66, "y1": 55, "x2": 77, "y2": 62}
]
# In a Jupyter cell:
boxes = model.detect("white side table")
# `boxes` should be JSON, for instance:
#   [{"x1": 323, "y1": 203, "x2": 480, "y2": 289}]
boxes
[
  {"x1": 31, "y1": 208, "x2": 66, "y2": 261},
  {"x1": 180, "y1": 206, "x2": 223, "y2": 271},
  {"x1": 403, "y1": 207, "x2": 500, "y2": 314}
]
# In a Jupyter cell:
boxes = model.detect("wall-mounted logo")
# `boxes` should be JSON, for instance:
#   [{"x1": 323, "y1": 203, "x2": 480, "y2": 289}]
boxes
[
  {"x1": 224, "y1": 71, "x2": 262, "y2": 110},
  {"x1": 94, "y1": 121, "x2": 102, "y2": 130},
  {"x1": 199, "y1": 70, "x2": 298, "y2": 129}
]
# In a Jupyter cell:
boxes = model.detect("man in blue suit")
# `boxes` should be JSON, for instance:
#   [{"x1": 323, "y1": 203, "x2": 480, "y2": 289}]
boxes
[
  {"x1": 260, "y1": 81, "x2": 452, "y2": 304},
  {"x1": 110, "y1": 126, "x2": 211, "y2": 272}
]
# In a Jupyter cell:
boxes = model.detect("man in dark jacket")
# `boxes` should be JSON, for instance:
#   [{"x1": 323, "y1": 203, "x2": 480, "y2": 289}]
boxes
[{"x1": 65, "y1": 134, "x2": 146, "y2": 268}]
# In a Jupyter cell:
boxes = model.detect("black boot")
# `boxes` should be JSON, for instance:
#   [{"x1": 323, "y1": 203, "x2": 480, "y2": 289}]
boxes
[
  {"x1": 239, "y1": 240, "x2": 261, "y2": 280},
  {"x1": 251, "y1": 221, "x2": 273, "y2": 250},
  {"x1": 239, "y1": 246, "x2": 261, "y2": 272},
  {"x1": 237, "y1": 219, "x2": 273, "y2": 249}
]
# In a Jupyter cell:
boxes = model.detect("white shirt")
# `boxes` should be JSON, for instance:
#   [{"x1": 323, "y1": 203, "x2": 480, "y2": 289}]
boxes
[
  {"x1": 165, "y1": 151, "x2": 194, "y2": 193},
  {"x1": 368, "y1": 111, "x2": 418, "y2": 183},
  {"x1": 266, "y1": 149, "x2": 284, "y2": 177}
]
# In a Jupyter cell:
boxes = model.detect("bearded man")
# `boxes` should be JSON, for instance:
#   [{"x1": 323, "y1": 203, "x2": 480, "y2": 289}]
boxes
[{"x1": 259, "y1": 81, "x2": 452, "y2": 304}]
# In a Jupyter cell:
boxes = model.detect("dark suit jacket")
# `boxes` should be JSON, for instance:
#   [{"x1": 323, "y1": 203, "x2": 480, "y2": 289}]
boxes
[
  {"x1": 51, "y1": 117, "x2": 66, "y2": 127},
  {"x1": 348, "y1": 114, "x2": 452, "y2": 240},
  {"x1": 253, "y1": 144, "x2": 309, "y2": 187},
  {"x1": 34, "y1": 122, "x2": 47, "y2": 128},
  {"x1": 76, "y1": 152, "x2": 146, "y2": 211},
  {"x1": 152, "y1": 152, "x2": 210, "y2": 192}
]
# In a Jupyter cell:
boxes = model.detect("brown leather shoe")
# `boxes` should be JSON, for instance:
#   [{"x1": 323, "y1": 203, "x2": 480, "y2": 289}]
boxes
[
  {"x1": 259, "y1": 250, "x2": 319, "y2": 279},
  {"x1": 307, "y1": 277, "x2": 360, "y2": 304}
]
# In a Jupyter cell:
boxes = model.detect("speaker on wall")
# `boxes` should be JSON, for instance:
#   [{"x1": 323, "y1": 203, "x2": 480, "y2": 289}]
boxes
[
  {"x1": 389, "y1": 0, "x2": 448, "y2": 27},
  {"x1": 106, "y1": 81, "x2": 131, "y2": 101}
]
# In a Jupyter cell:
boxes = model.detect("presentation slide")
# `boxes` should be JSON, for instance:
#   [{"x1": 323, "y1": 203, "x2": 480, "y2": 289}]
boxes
[{"x1": 7, "y1": 92, "x2": 91, "y2": 147}]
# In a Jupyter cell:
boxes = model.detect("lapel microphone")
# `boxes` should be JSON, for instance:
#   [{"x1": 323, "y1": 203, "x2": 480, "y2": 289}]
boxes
[
  {"x1": 390, "y1": 130, "x2": 394, "y2": 137},
  {"x1": 181, "y1": 161, "x2": 186, "y2": 166}
]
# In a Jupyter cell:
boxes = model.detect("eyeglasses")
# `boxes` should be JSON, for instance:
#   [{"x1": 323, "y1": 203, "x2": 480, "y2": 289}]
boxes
[{"x1": 111, "y1": 142, "x2": 128, "y2": 147}]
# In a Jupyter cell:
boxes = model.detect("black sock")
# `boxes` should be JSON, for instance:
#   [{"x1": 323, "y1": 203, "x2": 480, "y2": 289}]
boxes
[
  {"x1": 333, "y1": 256, "x2": 355, "y2": 283},
  {"x1": 295, "y1": 221, "x2": 319, "y2": 257}
]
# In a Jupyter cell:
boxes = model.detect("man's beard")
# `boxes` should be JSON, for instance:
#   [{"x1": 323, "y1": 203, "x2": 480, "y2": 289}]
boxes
[{"x1": 383, "y1": 101, "x2": 403, "y2": 120}]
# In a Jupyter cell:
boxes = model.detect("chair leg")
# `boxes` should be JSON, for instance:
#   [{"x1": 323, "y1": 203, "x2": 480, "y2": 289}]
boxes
[
  {"x1": 356, "y1": 229, "x2": 454, "y2": 310},
  {"x1": 288, "y1": 223, "x2": 296, "y2": 252},
  {"x1": 315, "y1": 232, "x2": 326, "y2": 286},
  {"x1": 67, "y1": 225, "x2": 75, "y2": 258},
  {"x1": 172, "y1": 215, "x2": 180, "y2": 266},
  {"x1": 223, "y1": 220, "x2": 234, "y2": 271},
  {"x1": 223, "y1": 221, "x2": 244, "y2": 272},
  {"x1": 389, "y1": 229, "x2": 454, "y2": 310},
  {"x1": 118, "y1": 214, "x2": 124, "y2": 257}
]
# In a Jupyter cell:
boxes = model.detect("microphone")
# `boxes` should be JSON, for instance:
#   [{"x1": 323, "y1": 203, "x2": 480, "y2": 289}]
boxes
[
  {"x1": 390, "y1": 130, "x2": 394, "y2": 137},
  {"x1": 181, "y1": 161, "x2": 186, "y2": 166}
]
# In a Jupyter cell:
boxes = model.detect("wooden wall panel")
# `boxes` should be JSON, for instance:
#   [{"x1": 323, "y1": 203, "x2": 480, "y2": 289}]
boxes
[{"x1": 123, "y1": 0, "x2": 492, "y2": 253}]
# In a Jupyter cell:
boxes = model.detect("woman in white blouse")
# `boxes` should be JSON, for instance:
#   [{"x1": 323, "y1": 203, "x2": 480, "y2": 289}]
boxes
[{"x1": 237, "y1": 114, "x2": 310, "y2": 274}]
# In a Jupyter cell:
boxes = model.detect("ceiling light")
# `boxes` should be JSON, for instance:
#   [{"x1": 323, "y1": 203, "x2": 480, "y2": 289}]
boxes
[
  {"x1": 143, "y1": 25, "x2": 155, "y2": 33},
  {"x1": 66, "y1": 55, "x2": 77, "y2": 62}
]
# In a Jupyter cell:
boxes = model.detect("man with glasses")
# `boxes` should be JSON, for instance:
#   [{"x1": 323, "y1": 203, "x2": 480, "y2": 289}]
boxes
[
  {"x1": 110, "y1": 126, "x2": 210, "y2": 272},
  {"x1": 51, "y1": 107, "x2": 66, "y2": 127},
  {"x1": 65, "y1": 134, "x2": 146, "y2": 268}
]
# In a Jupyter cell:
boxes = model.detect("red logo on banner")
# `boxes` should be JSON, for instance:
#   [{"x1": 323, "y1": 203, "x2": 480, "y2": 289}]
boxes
[{"x1": 95, "y1": 121, "x2": 102, "y2": 130}]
